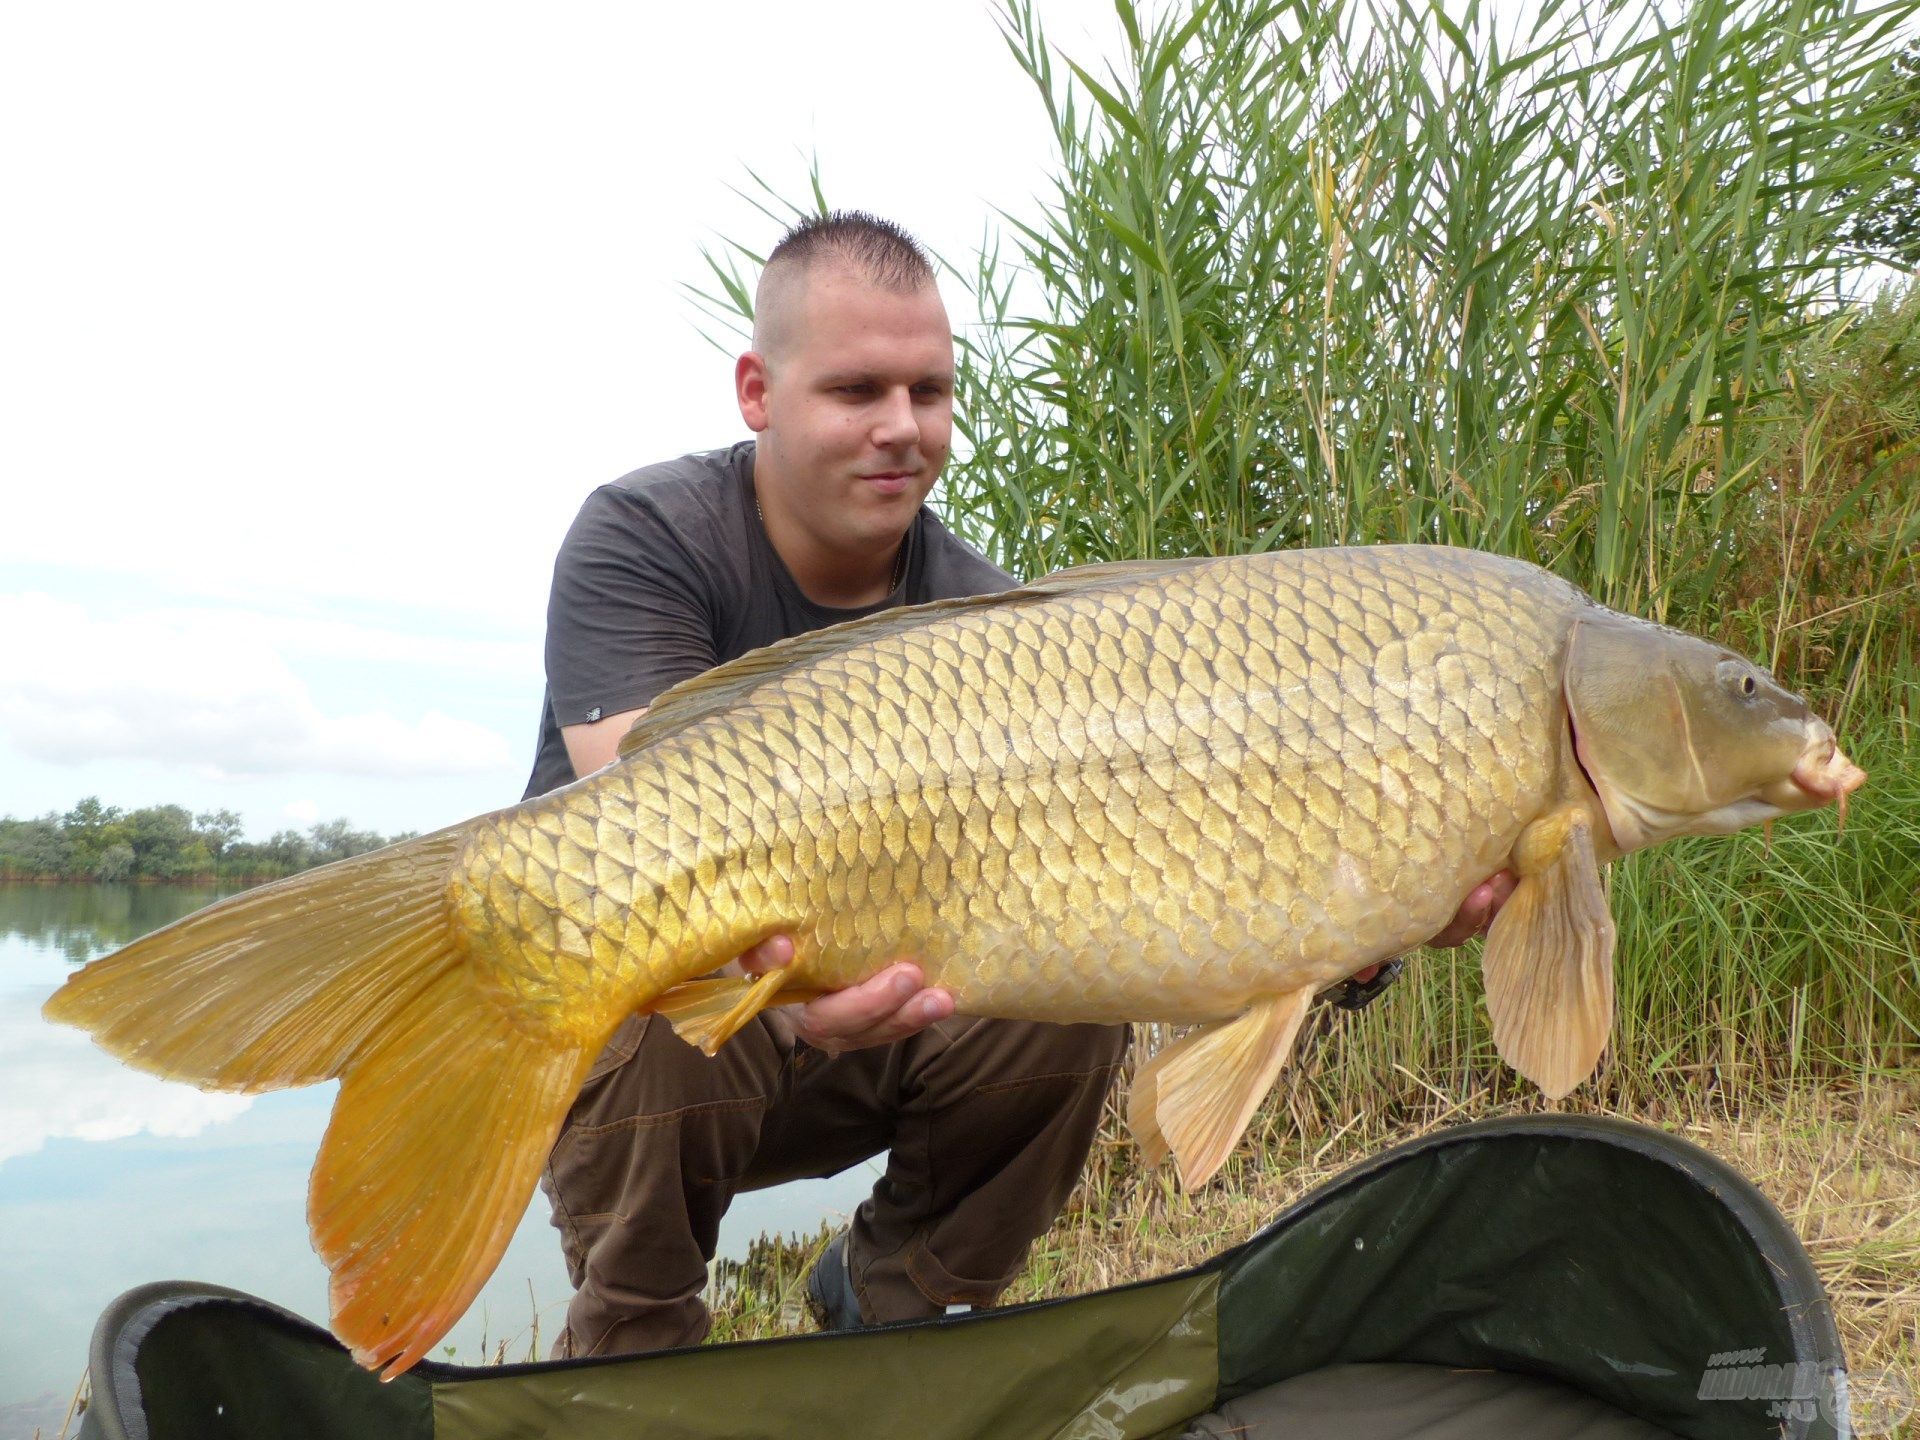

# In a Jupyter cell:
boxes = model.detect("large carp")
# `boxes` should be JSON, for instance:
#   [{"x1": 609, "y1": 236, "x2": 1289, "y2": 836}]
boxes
[{"x1": 45, "y1": 545, "x2": 1864, "y2": 1375}]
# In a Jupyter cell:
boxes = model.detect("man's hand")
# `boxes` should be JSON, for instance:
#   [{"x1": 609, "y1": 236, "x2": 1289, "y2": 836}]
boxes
[
  {"x1": 1344, "y1": 870, "x2": 1518, "y2": 991},
  {"x1": 1426, "y1": 869, "x2": 1518, "y2": 949},
  {"x1": 737, "y1": 934, "x2": 954, "y2": 1055}
]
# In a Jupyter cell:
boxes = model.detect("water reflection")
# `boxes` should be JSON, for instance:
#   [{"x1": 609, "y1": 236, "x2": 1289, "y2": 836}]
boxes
[
  {"x1": 0, "y1": 882, "x2": 238, "y2": 965},
  {"x1": 2, "y1": 885, "x2": 254, "y2": 1170},
  {"x1": 0, "y1": 992, "x2": 251, "y2": 1165},
  {"x1": 0, "y1": 883, "x2": 876, "y2": 1440}
]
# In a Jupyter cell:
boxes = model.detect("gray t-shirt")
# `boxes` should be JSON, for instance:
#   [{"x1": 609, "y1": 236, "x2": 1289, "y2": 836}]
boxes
[{"x1": 524, "y1": 441, "x2": 1013, "y2": 798}]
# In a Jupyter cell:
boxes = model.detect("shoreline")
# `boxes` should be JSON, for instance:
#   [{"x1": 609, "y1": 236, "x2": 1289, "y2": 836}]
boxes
[{"x1": 0, "y1": 872, "x2": 289, "y2": 888}]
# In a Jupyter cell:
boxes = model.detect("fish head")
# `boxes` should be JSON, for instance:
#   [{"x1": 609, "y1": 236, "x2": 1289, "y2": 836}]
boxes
[{"x1": 1563, "y1": 611, "x2": 1866, "y2": 852}]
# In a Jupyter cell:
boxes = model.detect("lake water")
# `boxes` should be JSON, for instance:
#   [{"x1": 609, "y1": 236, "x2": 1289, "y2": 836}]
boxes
[{"x1": 0, "y1": 883, "x2": 878, "y2": 1440}]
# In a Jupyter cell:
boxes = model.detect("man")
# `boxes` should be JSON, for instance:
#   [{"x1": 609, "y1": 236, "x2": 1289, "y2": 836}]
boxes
[{"x1": 526, "y1": 211, "x2": 1512, "y2": 1359}]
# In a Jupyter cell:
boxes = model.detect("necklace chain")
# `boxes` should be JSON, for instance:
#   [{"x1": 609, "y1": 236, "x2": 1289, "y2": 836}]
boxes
[{"x1": 755, "y1": 491, "x2": 908, "y2": 594}]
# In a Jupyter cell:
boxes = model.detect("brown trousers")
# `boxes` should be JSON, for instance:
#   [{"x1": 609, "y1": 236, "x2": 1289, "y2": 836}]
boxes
[{"x1": 540, "y1": 1008, "x2": 1129, "y2": 1358}]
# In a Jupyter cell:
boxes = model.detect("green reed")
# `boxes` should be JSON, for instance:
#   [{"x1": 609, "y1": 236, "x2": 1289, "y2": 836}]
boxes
[{"x1": 945, "y1": 0, "x2": 1915, "y2": 614}]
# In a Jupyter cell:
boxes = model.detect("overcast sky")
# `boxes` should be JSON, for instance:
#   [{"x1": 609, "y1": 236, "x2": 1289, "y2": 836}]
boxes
[{"x1": 1, "y1": 0, "x2": 1133, "y2": 839}]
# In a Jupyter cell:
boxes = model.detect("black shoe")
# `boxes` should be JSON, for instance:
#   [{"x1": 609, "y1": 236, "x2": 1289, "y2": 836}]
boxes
[
  {"x1": 1331, "y1": 958, "x2": 1404, "y2": 1011},
  {"x1": 804, "y1": 1230, "x2": 867, "y2": 1332}
]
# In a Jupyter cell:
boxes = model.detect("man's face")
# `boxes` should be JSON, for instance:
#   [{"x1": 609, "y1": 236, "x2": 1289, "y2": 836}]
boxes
[{"x1": 737, "y1": 263, "x2": 954, "y2": 559}]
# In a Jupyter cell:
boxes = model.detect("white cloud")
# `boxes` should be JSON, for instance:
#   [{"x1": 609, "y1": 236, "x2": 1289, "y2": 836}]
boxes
[
  {"x1": 0, "y1": 991, "x2": 252, "y2": 1168},
  {"x1": 146, "y1": 606, "x2": 535, "y2": 679},
  {"x1": 283, "y1": 798, "x2": 320, "y2": 824},
  {"x1": 0, "y1": 593, "x2": 513, "y2": 778}
]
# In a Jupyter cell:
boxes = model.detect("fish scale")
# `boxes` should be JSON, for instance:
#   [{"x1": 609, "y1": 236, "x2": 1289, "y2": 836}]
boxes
[{"x1": 452, "y1": 546, "x2": 1576, "y2": 1033}]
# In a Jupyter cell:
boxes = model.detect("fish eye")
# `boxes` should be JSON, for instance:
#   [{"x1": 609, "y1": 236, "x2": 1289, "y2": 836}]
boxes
[{"x1": 1715, "y1": 658, "x2": 1762, "y2": 699}]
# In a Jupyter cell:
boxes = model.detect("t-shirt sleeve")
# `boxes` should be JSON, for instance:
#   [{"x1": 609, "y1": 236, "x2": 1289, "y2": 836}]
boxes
[{"x1": 543, "y1": 486, "x2": 723, "y2": 727}]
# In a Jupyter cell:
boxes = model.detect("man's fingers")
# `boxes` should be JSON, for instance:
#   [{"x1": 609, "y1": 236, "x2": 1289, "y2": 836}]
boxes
[
  {"x1": 1484, "y1": 869, "x2": 1519, "y2": 916},
  {"x1": 737, "y1": 933, "x2": 795, "y2": 976},
  {"x1": 730, "y1": 945, "x2": 953, "y2": 1052},
  {"x1": 796, "y1": 961, "x2": 954, "y2": 1053},
  {"x1": 820, "y1": 986, "x2": 954, "y2": 1050},
  {"x1": 1427, "y1": 869, "x2": 1519, "y2": 949},
  {"x1": 801, "y1": 962, "x2": 924, "y2": 1035}
]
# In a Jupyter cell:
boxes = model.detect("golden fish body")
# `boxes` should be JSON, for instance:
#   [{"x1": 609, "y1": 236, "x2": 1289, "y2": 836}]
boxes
[
  {"x1": 459, "y1": 545, "x2": 1579, "y2": 1035},
  {"x1": 45, "y1": 543, "x2": 1862, "y2": 1375}
]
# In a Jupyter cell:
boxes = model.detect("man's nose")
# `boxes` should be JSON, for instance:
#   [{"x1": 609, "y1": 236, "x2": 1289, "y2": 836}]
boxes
[{"x1": 870, "y1": 387, "x2": 919, "y2": 449}]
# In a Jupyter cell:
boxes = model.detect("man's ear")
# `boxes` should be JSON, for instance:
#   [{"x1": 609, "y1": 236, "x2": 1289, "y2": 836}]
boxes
[{"x1": 736, "y1": 351, "x2": 771, "y2": 431}]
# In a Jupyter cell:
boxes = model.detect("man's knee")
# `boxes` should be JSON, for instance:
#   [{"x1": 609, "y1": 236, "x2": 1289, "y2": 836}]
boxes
[
  {"x1": 544, "y1": 1012, "x2": 791, "y2": 1280},
  {"x1": 905, "y1": 1019, "x2": 1128, "y2": 1137},
  {"x1": 943, "y1": 1018, "x2": 1130, "y2": 1087},
  {"x1": 573, "y1": 1012, "x2": 790, "y2": 1121}
]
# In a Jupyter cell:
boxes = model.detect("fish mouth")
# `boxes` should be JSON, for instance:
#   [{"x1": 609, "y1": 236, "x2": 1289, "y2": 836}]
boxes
[
  {"x1": 1787, "y1": 739, "x2": 1867, "y2": 803},
  {"x1": 1759, "y1": 735, "x2": 1868, "y2": 829}
]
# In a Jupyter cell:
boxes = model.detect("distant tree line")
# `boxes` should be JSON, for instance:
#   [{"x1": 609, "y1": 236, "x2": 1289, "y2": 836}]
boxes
[{"x1": 0, "y1": 797, "x2": 415, "y2": 882}]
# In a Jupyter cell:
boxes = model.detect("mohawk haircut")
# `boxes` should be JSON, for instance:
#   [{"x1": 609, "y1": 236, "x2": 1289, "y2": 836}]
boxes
[{"x1": 762, "y1": 210, "x2": 936, "y2": 292}]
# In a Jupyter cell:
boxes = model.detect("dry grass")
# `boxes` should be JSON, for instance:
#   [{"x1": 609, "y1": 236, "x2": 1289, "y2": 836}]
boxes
[
  {"x1": 1019, "y1": 1077, "x2": 1920, "y2": 1381},
  {"x1": 1684, "y1": 1082, "x2": 1920, "y2": 1381},
  {"x1": 711, "y1": 1073, "x2": 1919, "y2": 1383}
]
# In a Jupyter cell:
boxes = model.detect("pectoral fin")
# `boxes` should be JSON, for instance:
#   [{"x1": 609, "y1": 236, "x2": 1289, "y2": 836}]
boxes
[
  {"x1": 647, "y1": 970, "x2": 820, "y2": 1056},
  {"x1": 1129, "y1": 987, "x2": 1315, "y2": 1189},
  {"x1": 1483, "y1": 806, "x2": 1616, "y2": 1099}
]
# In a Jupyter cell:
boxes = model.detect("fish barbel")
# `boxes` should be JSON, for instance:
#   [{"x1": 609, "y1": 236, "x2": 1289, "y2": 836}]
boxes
[{"x1": 43, "y1": 545, "x2": 1865, "y2": 1374}]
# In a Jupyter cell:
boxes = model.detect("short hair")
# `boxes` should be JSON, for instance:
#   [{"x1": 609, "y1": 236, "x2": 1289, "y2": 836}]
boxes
[
  {"x1": 751, "y1": 212, "x2": 940, "y2": 358},
  {"x1": 763, "y1": 210, "x2": 936, "y2": 292}
]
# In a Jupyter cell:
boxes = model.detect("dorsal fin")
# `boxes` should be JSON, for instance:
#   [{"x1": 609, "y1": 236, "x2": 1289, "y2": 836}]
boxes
[
  {"x1": 1029, "y1": 556, "x2": 1212, "y2": 589},
  {"x1": 614, "y1": 555, "x2": 1214, "y2": 760}
]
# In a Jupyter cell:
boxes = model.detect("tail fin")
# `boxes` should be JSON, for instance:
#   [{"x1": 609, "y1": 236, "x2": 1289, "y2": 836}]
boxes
[
  {"x1": 42, "y1": 824, "x2": 598, "y2": 1377},
  {"x1": 43, "y1": 827, "x2": 474, "y2": 1088},
  {"x1": 315, "y1": 959, "x2": 595, "y2": 1376}
]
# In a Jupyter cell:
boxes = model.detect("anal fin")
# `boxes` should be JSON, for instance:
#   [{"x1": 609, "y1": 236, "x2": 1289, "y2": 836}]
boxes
[
  {"x1": 647, "y1": 970, "x2": 821, "y2": 1056},
  {"x1": 1483, "y1": 804, "x2": 1617, "y2": 1099},
  {"x1": 1128, "y1": 987, "x2": 1315, "y2": 1189}
]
